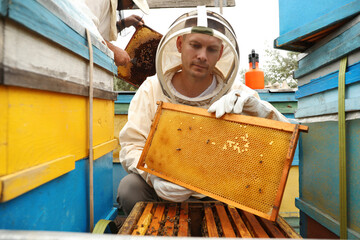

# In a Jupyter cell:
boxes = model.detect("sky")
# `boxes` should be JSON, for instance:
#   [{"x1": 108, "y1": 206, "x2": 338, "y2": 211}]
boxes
[{"x1": 115, "y1": 0, "x2": 281, "y2": 71}]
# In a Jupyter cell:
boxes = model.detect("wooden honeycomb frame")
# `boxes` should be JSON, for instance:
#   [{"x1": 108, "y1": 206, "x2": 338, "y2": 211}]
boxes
[{"x1": 137, "y1": 102, "x2": 308, "y2": 221}]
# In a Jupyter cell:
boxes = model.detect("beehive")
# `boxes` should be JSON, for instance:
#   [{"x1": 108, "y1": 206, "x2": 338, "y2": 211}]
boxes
[
  {"x1": 137, "y1": 102, "x2": 308, "y2": 221},
  {"x1": 118, "y1": 201, "x2": 301, "y2": 238}
]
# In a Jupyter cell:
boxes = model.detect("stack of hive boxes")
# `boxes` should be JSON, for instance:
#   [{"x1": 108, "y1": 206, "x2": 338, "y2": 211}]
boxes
[{"x1": 275, "y1": 0, "x2": 360, "y2": 238}]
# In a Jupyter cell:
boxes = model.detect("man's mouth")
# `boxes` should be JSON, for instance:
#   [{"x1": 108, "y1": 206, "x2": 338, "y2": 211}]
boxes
[{"x1": 192, "y1": 63, "x2": 208, "y2": 69}]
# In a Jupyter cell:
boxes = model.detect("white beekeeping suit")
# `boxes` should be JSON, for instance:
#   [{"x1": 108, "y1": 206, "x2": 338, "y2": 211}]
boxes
[{"x1": 119, "y1": 6, "x2": 288, "y2": 202}]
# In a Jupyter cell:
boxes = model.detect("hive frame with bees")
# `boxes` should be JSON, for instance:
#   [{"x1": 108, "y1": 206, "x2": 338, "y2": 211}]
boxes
[{"x1": 137, "y1": 101, "x2": 308, "y2": 221}]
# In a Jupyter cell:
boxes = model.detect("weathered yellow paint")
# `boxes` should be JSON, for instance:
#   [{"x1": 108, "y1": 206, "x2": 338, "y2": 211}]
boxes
[
  {"x1": 93, "y1": 139, "x2": 118, "y2": 160},
  {"x1": 279, "y1": 166, "x2": 300, "y2": 217},
  {"x1": 0, "y1": 86, "x2": 8, "y2": 176},
  {"x1": 93, "y1": 98, "x2": 115, "y2": 146},
  {"x1": 3, "y1": 86, "x2": 114, "y2": 175},
  {"x1": 0, "y1": 155, "x2": 75, "y2": 202},
  {"x1": 113, "y1": 115, "x2": 128, "y2": 162}
]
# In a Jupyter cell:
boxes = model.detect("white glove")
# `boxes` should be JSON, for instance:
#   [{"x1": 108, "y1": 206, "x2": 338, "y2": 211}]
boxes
[
  {"x1": 149, "y1": 175, "x2": 195, "y2": 202},
  {"x1": 208, "y1": 90, "x2": 250, "y2": 118},
  {"x1": 208, "y1": 90, "x2": 288, "y2": 122}
]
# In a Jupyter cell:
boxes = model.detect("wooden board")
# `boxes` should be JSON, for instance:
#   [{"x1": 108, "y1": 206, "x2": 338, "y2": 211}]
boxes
[
  {"x1": 145, "y1": 0, "x2": 235, "y2": 8},
  {"x1": 275, "y1": 0, "x2": 360, "y2": 52},
  {"x1": 118, "y1": 201, "x2": 301, "y2": 238},
  {"x1": 2, "y1": 20, "x2": 114, "y2": 93},
  {"x1": 294, "y1": 21, "x2": 360, "y2": 78}
]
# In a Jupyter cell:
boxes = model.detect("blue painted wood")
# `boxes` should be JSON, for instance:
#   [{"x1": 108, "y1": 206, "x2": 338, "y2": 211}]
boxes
[
  {"x1": 0, "y1": 0, "x2": 7, "y2": 16},
  {"x1": 7, "y1": 0, "x2": 116, "y2": 75},
  {"x1": 112, "y1": 162, "x2": 128, "y2": 207},
  {"x1": 278, "y1": 0, "x2": 356, "y2": 36},
  {"x1": 258, "y1": 91, "x2": 297, "y2": 102},
  {"x1": 0, "y1": 153, "x2": 114, "y2": 232},
  {"x1": 295, "y1": 82, "x2": 360, "y2": 118},
  {"x1": 296, "y1": 97, "x2": 360, "y2": 118},
  {"x1": 295, "y1": 60, "x2": 360, "y2": 99},
  {"x1": 294, "y1": 22, "x2": 360, "y2": 78},
  {"x1": 276, "y1": 0, "x2": 360, "y2": 49},
  {"x1": 115, "y1": 92, "x2": 135, "y2": 104},
  {"x1": 296, "y1": 199, "x2": 360, "y2": 238},
  {"x1": 298, "y1": 120, "x2": 360, "y2": 236}
]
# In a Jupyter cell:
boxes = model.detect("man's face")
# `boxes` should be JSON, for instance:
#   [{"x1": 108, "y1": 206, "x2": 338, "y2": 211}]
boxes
[{"x1": 177, "y1": 33, "x2": 223, "y2": 81}]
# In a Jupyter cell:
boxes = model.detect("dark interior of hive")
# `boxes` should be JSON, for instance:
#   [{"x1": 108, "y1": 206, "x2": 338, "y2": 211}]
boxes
[{"x1": 117, "y1": 25, "x2": 163, "y2": 87}]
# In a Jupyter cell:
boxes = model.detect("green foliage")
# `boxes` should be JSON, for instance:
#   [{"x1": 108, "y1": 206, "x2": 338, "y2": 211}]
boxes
[
  {"x1": 114, "y1": 76, "x2": 137, "y2": 91},
  {"x1": 263, "y1": 49, "x2": 299, "y2": 88}
]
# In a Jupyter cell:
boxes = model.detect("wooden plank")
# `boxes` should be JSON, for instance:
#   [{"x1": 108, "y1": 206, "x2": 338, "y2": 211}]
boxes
[
  {"x1": 93, "y1": 139, "x2": 118, "y2": 160},
  {"x1": 118, "y1": 202, "x2": 146, "y2": 234},
  {"x1": 214, "y1": 203, "x2": 236, "y2": 238},
  {"x1": 271, "y1": 102, "x2": 298, "y2": 114},
  {"x1": 147, "y1": 203, "x2": 165, "y2": 236},
  {"x1": 0, "y1": 155, "x2": 75, "y2": 202},
  {"x1": 275, "y1": 0, "x2": 360, "y2": 51},
  {"x1": 4, "y1": 86, "x2": 114, "y2": 174},
  {"x1": 241, "y1": 210, "x2": 269, "y2": 238},
  {"x1": 115, "y1": 103, "x2": 130, "y2": 115},
  {"x1": 3, "y1": 19, "x2": 113, "y2": 93},
  {"x1": 295, "y1": 61, "x2": 360, "y2": 99},
  {"x1": 296, "y1": 96, "x2": 360, "y2": 118},
  {"x1": 8, "y1": 0, "x2": 116, "y2": 74},
  {"x1": 204, "y1": 203, "x2": 219, "y2": 237},
  {"x1": 0, "y1": 0, "x2": 7, "y2": 16},
  {"x1": 2, "y1": 65, "x2": 117, "y2": 100},
  {"x1": 277, "y1": 215, "x2": 302, "y2": 239},
  {"x1": 259, "y1": 218, "x2": 287, "y2": 238},
  {"x1": 258, "y1": 91, "x2": 297, "y2": 102},
  {"x1": 145, "y1": 0, "x2": 235, "y2": 8},
  {"x1": 0, "y1": 85, "x2": 7, "y2": 177},
  {"x1": 227, "y1": 206, "x2": 252, "y2": 238},
  {"x1": 177, "y1": 202, "x2": 189, "y2": 237},
  {"x1": 162, "y1": 203, "x2": 177, "y2": 236},
  {"x1": 132, "y1": 203, "x2": 153, "y2": 235},
  {"x1": 160, "y1": 101, "x2": 308, "y2": 133},
  {"x1": 294, "y1": 22, "x2": 360, "y2": 78}
]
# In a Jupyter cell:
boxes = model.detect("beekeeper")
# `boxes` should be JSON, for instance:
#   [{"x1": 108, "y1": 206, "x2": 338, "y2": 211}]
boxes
[
  {"x1": 84, "y1": 0, "x2": 150, "y2": 66},
  {"x1": 117, "y1": 6, "x2": 288, "y2": 215}
]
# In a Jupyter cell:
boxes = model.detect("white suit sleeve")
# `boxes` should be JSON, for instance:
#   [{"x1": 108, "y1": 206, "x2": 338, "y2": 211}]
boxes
[
  {"x1": 228, "y1": 80, "x2": 289, "y2": 123},
  {"x1": 119, "y1": 79, "x2": 158, "y2": 182}
]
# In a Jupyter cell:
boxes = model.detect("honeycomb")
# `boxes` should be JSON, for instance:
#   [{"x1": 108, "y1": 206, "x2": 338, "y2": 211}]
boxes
[
  {"x1": 117, "y1": 25, "x2": 162, "y2": 87},
  {"x1": 139, "y1": 102, "x2": 306, "y2": 220}
]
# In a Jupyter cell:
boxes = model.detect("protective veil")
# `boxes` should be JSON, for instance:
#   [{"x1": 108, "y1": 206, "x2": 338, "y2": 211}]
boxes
[
  {"x1": 156, "y1": 6, "x2": 239, "y2": 107},
  {"x1": 119, "y1": 7, "x2": 288, "y2": 202}
]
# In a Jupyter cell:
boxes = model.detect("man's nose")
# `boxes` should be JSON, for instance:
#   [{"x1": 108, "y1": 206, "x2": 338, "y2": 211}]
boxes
[{"x1": 197, "y1": 48, "x2": 207, "y2": 61}]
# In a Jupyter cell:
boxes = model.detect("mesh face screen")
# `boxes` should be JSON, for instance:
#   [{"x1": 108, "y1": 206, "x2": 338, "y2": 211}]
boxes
[{"x1": 140, "y1": 104, "x2": 303, "y2": 220}]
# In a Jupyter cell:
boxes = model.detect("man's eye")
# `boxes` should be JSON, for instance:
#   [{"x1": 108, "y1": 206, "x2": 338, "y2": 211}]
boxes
[
  {"x1": 208, "y1": 48, "x2": 219, "y2": 53},
  {"x1": 190, "y1": 43, "x2": 201, "y2": 49}
]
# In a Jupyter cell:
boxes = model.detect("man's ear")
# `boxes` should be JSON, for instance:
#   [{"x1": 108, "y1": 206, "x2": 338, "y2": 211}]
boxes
[
  {"x1": 218, "y1": 44, "x2": 224, "y2": 60},
  {"x1": 176, "y1": 36, "x2": 183, "y2": 53}
]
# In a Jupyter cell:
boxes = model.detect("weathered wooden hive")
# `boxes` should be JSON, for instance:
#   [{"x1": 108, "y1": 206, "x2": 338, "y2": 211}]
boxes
[
  {"x1": 119, "y1": 201, "x2": 301, "y2": 238},
  {"x1": 275, "y1": 0, "x2": 360, "y2": 238}
]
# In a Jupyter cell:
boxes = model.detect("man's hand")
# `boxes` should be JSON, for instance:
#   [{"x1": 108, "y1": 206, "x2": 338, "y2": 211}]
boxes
[
  {"x1": 105, "y1": 40, "x2": 130, "y2": 66},
  {"x1": 208, "y1": 89, "x2": 288, "y2": 122},
  {"x1": 124, "y1": 15, "x2": 144, "y2": 28},
  {"x1": 150, "y1": 175, "x2": 195, "y2": 202},
  {"x1": 208, "y1": 90, "x2": 249, "y2": 118},
  {"x1": 116, "y1": 15, "x2": 144, "y2": 31}
]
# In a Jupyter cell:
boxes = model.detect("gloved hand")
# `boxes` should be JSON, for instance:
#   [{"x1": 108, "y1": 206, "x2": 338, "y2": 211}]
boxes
[
  {"x1": 149, "y1": 175, "x2": 195, "y2": 202},
  {"x1": 208, "y1": 89, "x2": 288, "y2": 122},
  {"x1": 208, "y1": 90, "x2": 250, "y2": 118}
]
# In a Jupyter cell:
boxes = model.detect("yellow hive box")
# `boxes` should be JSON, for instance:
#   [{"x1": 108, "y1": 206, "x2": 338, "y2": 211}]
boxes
[{"x1": 138, "y1": 102, "x2": 308, "y2": 221}]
